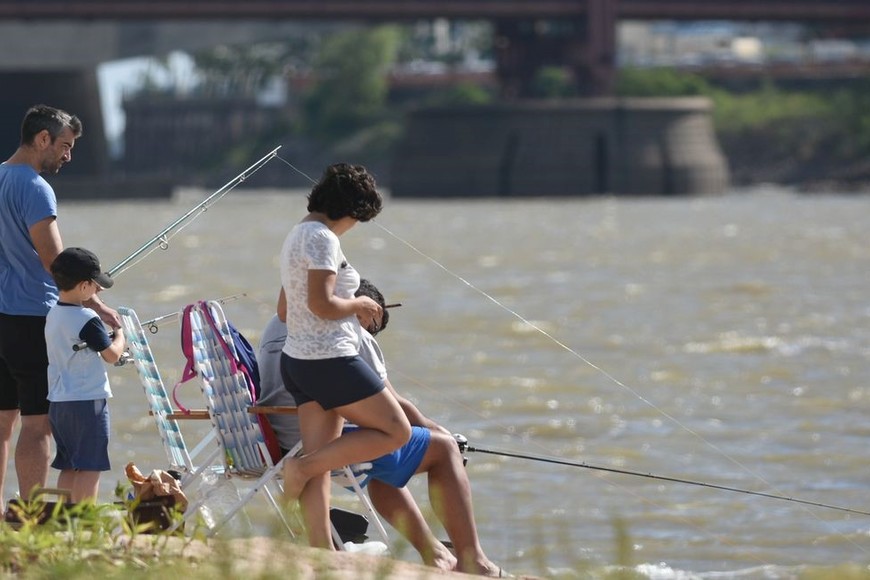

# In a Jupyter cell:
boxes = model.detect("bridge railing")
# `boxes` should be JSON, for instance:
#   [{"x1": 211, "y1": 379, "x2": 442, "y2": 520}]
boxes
[{"x1": 2, "y1": 0, "x2": 868, "y2": 22}]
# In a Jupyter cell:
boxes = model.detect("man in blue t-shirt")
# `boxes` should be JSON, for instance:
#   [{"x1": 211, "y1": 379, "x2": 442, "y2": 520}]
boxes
[{"x1": 0, "y1": 105, "x2": 120, "y2": 510}]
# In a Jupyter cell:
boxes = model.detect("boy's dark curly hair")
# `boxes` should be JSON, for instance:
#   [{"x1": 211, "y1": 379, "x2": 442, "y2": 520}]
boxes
[
  {"x1": 355, "y1": 278, "x2": 389, "y2": 335},
  {"x1": 307, "y1": 163, "x2": 383, "y2": 222}
]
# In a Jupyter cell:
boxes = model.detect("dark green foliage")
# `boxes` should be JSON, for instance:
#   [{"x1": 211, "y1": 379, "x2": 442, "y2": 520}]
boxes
[
  {"x1": 531, "y1": 66, "x2": 579, "y2": 98},
  {"x1": 422, "y1": 82, "x2": 495, "y2": 107},
  {"x1": 616, "y1": 67, "x2": 870, "y2": 183},
  {"x1": 301, "y1": 26, "x2": 402, "y2": 142},
  {"x1": 616, "y1": 67, "x2": 711, "y2": 98}
]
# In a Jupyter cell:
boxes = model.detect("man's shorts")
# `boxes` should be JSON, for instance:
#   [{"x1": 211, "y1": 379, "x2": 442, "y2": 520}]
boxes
[
  {"x1": 346, "y1": 425, "x2": 431, "y2": 489},
  {"x1": 49, "y1": 399, "x2": 111, "y2": 472},
  {"x1": 0, "y1": 314, "x2": 50, "y2": 415},
  {"x1": 280, "y1": 353, "x2": 384, "y2": 410}
]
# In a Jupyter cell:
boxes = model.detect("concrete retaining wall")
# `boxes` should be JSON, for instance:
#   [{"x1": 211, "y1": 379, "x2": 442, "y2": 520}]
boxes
[{"x1": 390, "y1": 97, "x2": 729, "y2": 196}]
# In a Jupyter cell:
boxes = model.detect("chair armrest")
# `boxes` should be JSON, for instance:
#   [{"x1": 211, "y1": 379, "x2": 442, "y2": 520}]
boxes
[
  {"x1": 150, "y1": 409, "x2": 211, "y2": 420},
  {"x1": 248, "y1": 405, "x2": 298, "y2": 415}
]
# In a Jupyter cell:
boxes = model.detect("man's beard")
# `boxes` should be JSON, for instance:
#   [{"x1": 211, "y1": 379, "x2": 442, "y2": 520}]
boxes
[{"x1": 42, "y1": 158, "x2": 63, "y2": 174}]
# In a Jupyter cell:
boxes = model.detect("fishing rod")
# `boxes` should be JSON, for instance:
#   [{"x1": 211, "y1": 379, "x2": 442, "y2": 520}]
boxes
[
  {"x1": 459, "y1": 440, "x2": 870, "y2": 517},
  {"x1": 72, "y1": 293, "x2": 247, "y2": 352},
  {"x1": 108, "y1": 146, "x2": 282, "y2": 278},
  {"x1": 140, "y1": 292, "x2": 247, "y2": 335}
]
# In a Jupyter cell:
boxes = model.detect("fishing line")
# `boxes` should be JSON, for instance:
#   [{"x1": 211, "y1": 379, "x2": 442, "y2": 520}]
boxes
[
  {"x1": 274, "y1": 154, "x2": 317, "y2": 184},
  {"x1": 372, "y1": 221, "x2": 762, "y2": 470},
  {"x1": 273, "y1": 157, "x2": 870, "y2": 549},
  {"x1": 109, "y1": 146, "x2": 281, "y2": 278},
  {"x1": 389, "y1": 367, "x2": 789, "y2": 571},
  {"x1": 465, "y1": 444, "x2": 870, "y2": 517},
  {"x1": 274, "y1": 155, "x2": 837, "y2": 492},
  {"x1": 373, "y1": 220, "x2": 870, "y2": 555}
]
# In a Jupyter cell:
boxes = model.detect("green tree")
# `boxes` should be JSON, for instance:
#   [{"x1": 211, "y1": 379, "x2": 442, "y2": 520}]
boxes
[
  {"x1": 829, "y1": 80, "x2": 870, "y2": 154},
  {"x1": 302, "y1": 26, "x2": 402, "y2": 142},
  {"x1": 422, "y1": 82, "x2": 494, "y2": 107},
  {"x1": 531, "y1": 66, "x2": 578, "y2": 98},
  {"x1": 615, "y1": 67, "x2": 711, "y2": 97}
]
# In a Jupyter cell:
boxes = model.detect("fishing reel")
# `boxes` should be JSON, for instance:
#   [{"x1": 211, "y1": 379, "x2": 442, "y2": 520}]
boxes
[
  {"x1": 453, "y1": 433, "x2": 469, "y2": 466},
  {"x1": 72, "y1": 329, "x2": 132, "y2": 367}
]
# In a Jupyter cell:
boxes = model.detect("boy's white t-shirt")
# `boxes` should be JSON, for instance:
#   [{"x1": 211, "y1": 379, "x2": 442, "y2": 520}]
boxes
[{"x1": 45, "y1": 304, "x2": 112, "y2": 401}]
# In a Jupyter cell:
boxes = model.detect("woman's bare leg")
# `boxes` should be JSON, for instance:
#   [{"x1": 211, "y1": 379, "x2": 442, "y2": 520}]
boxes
[
  {"x1": 284, "y1": 401, "x2": 342, "y2": 548},
  {"x1": 285, "y1": 389, "x2": 411, "y2": 501}
]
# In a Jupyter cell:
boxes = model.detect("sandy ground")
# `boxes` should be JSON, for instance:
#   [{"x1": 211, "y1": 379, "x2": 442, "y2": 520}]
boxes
[{"x1": 141, "y1": 535, "x2": 541, "y2": 579}]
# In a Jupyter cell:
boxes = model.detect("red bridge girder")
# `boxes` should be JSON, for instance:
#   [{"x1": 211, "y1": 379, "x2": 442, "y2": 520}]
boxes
[
  {"x1": 0, "y1": 0, "x2": 868, "y2": 22},
  {"x1": 3, "y1": 0, "x2": 867, "y2": 98}
]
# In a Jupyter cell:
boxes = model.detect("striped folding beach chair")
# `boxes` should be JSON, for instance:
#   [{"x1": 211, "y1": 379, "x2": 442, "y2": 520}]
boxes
[
  {"x1": 119, "y1": 306, "x2": 221, "y2": 487},
  {"x1": 172, "y1": 299, "x2": 297, "y2": 538},
  {"x1": 179, "y1": 300, "x2": 390, "y2": 549}
]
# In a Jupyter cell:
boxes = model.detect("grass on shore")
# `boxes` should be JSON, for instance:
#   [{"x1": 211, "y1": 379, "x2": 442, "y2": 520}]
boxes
[{"x1": 2, "y1": 491, "x2": 870, "y2": 580}]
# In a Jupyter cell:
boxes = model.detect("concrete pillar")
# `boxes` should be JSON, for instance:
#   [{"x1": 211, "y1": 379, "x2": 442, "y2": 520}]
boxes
[
  {"x1": 0, "y1": 70, "x2": 107, "y2": 176},
  {"x1": 390, "y1": 98, "x2": 730, "y2": 197}
]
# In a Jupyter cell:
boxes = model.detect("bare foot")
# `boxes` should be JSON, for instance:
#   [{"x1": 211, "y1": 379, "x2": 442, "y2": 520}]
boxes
[
  {"x1": 429, "y1": 546, "x2": 457, "y2": 573},
  {"x1": 483, "y1": 565, "x2": 507, "y2": 577},
  {"x1": 458, "y1": 556, "x2": 504, "y2": 577},
  {"x1": 282, "y1": 456, "x2": 308, "y2": 502}
]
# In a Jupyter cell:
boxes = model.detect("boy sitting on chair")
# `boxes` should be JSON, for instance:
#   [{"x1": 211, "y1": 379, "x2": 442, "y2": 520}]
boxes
[
  {"x1": 45, "y1": 247, "x2": 125, "y2": 502},
  {"x1": 260, "y1": 280, "x2": 502, "y2": 577}
]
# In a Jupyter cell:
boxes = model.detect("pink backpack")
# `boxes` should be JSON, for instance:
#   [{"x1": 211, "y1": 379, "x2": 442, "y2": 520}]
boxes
[
  {"x1": 171, "y1": 301, "x2": 281, "y2": 463},
  {"x1": 172, "y1": 301, "x2": 257, "y2": 412}
]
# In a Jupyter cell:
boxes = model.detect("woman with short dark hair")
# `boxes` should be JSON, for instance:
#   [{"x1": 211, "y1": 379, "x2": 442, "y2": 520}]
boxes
[{"x1": 277, "y1": 163, "x2": 412, "y2": 550}]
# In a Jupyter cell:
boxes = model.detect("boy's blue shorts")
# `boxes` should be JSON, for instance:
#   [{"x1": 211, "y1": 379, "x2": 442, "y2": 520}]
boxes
[
  {"x1": 344, "y1": 425, "x2": 431, "y2": 489},
  {"x1": 49, "y1": 399, "x2": 111, "y2": 472}
]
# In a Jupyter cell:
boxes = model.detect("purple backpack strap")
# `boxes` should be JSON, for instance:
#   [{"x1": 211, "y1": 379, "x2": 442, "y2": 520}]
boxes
[{"x1": 172, "y1": 303, "x2": 198, "y2": 414}]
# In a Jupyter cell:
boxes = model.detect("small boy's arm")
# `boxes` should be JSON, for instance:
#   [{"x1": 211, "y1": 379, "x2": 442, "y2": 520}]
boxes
[{"x1": 99, "y1": 327, "x2": 126, "y2": 364}]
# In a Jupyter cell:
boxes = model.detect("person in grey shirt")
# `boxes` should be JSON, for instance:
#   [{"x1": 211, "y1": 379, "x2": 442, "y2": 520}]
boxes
[
  {"x1": 258, "y1": 279, "x2": 502, "y2": 576},
  {"x1": 255, "y1": 313, "x2": 301, "y2": 450}
]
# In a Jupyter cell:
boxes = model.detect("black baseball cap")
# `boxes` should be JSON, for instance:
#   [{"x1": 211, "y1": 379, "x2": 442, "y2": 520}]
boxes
[{"x1": 51, "y1": 247, "x2": 114, "y2": 289}]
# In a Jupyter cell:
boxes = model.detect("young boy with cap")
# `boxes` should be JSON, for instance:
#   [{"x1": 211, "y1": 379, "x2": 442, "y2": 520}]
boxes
[{"x1": 45, "y1": 247, "x2": 125, "y2": 502}]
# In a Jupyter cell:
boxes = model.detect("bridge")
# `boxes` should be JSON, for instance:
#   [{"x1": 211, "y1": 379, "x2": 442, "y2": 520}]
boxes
[
  {"x1": 2, "y1": 0, "x2": 869, "y2": 21},
  {"x1": 3, "y1": 1, "x2": 867, "y2": 98},
  {"x1": 0, "y1": 0, "x2": 867, "y2": 179}
]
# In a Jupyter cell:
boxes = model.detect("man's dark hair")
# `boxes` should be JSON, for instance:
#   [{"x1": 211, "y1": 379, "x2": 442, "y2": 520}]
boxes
[
  {"x1": 307, "y1": 163, "x2": 382, "y2": 222},
  {"x1": 355, "y1": 278, "x2": 389, "y2": 335},
  {"x1": 20, "y1": 104, "x2": 82, "y2": 146}
]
